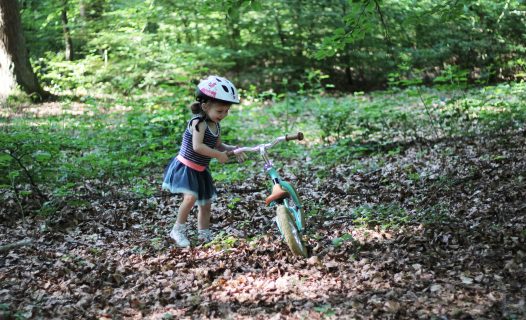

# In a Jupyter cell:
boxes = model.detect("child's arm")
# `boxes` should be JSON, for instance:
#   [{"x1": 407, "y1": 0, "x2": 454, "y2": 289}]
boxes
[
  {"x1": 216, "y1": 137, "x2": 246, "y2": 162},
  {"x1": 215, "y1": 137, "x2": 236, "y2": 152},
  {"x1": 192, "y1": 120, "x2": 228, "y2": 163}
]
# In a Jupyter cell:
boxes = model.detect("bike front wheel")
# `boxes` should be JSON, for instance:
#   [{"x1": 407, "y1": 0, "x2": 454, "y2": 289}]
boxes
[{"x1": 276, "y1": 205, "x2": 308, "y2": 257}]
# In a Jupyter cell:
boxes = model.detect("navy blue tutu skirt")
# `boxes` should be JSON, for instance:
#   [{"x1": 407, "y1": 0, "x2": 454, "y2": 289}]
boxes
[{"x1": 162, "y1": 157, "x2": 217, "y2": 205}]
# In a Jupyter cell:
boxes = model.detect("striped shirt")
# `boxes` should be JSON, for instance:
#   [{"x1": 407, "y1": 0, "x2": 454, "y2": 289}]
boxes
[{"x1": 178, "y1": 115, "x2": 220, "y2": 171}]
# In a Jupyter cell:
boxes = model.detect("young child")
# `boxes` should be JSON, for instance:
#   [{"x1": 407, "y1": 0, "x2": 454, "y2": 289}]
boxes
[{"x1": 162, "y1": 75, "x2": 243, "y2": 247}]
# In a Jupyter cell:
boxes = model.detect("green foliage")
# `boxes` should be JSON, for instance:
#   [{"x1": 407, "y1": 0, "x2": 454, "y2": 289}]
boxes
[
  {"x1": 317, "y1": 0, "x2": 526, "y2": 88},
  {"x1": 3, "y1": 75, "x2": 525, "y2": 219},
  {"x1": 331, "y1": 233, "x2": 354, "y2": 248},
  {"x1": 21, "y1": 0, "x2": 526, "y2": 95},
  {"x1": 314, "y1": 304, "x2": 336, "y2": 317},
  {"x1": 0, "y1": 125, "x2": 64, "y2": 202},
  {"x1": 315, "y1": 0, "x2": 379, "y2": 60},
  {"x1": 302, "y1": 82, "x2": 526, "y2": 170},
  {"x1": 433, "y1": 65, "x2": 470, "y2": 88},
  {"x1": 312, "y1": 92, "x2": 424, "y2": 154},
  {"x1": 437, "y1": 82, "x2": 526, "y2": 135},
  {"x1": 227, "y1": 196, "x2": 241, "y2": 209},
  {"x1": 352, "y1": 203, "x2": 411, "y2": 229},
  {"x1": 0, "y1": 99, "x2": 187, "y2": 211},
  {"x1": 205, "y1": 231, "x2": 239, "y2": 250},
  {"x1": 314, "y1": 98, "x2": 352, "y2": 143}
]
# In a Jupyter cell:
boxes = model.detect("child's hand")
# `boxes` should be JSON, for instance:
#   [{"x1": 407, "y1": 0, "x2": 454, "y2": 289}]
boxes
[
  {"x1": 235, "y1": 151, "x2": 246, "y2": 163},
  {"x1": 217, "y1": 152, "x2": 229, "y2": 164},
  {"x1": 227, "y1": 145, "x2": 246, "y2": 163}
]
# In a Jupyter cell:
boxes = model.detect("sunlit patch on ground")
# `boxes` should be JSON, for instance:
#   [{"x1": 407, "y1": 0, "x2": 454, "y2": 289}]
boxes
[{"x1": 1, "y1": 100, "x2": 134, "y2": 118}]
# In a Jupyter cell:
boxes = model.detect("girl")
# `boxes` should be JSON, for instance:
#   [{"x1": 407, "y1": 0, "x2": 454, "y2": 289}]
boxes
[{"x1": 162, "y1": 75, "x2": 243, "y2": 247}]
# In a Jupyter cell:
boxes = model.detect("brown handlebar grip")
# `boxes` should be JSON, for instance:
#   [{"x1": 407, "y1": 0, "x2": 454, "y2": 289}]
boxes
[{"x1": 286, "y1": 132, "x2": 304, "y2": 141}]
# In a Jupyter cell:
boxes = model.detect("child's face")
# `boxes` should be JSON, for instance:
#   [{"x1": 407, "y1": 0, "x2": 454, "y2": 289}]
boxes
[{"x1": 204, "y1": 101, "x2": 231, "y2": 123}]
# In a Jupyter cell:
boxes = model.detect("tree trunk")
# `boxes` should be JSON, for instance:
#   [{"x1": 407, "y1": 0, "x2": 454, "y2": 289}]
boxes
[
  {"x1": 274, "y1": 11, "x2": 286, "y2": 47},
  {"x1": 227, "y1": 1, "x2": 243, "y2": 73},
  {"x1": 0, "y1": 0, "x2": 50, "y2": 101},
  {"x1": 78, "y1": 0, "x2": 105, "y2": 19},
  {"x1": 79, "y1": 0, "x2": 86, "y2": 18},
  {"x1": 340, "y1": 0, "x2": 354, "y2": 89},
  {"x1": 61, "y1": 0, "x2": 74, "y2": 60}
]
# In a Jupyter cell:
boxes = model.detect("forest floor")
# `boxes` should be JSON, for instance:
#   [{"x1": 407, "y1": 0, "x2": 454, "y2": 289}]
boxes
[{"x1": 1, "y1": 126, "x2": 525, "y2": 319}]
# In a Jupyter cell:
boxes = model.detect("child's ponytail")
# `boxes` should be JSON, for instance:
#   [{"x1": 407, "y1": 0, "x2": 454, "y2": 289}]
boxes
[
  {"x1": 189, "y1": 101, "x2": 207, "y2": 132},
  {"x1": 189, "y1": 89, "x2": 210, "y2": 131},
  {"x1": 190, "y1": 101, "x2": 202, "y2": 114}
]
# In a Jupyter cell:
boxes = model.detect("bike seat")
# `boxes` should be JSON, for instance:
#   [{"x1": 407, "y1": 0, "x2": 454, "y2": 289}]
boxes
[{"x1": 265, "y1": 184, "x2": 290, "y2": 206}]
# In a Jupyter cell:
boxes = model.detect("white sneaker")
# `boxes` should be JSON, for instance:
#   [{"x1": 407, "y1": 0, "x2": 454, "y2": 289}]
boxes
[
  {"x1": 170, "y1": 223, "x2": 190, "y2": 248},
  {"x1": 198, "y1": 229, "x2": 214, "y2": 243}
]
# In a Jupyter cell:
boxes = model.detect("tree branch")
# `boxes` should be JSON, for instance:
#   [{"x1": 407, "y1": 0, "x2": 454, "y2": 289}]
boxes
[
  {"x1": 373, "y1": 0, "x2": 390, "y2": 43},
  {"x1": 0, "y1": 239, "x2": 33, "y2": 253},
  {"x1": 7, "y1": 151, "x2": 48, "y2": 202}
]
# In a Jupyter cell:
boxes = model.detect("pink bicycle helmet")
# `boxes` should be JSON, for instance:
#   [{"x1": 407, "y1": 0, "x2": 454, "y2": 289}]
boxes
[{"x1": 196, "y1": 75, "x2": 240, "y2": 104}]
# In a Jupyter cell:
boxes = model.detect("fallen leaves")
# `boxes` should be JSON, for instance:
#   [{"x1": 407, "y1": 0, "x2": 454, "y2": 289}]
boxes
[{"x1": 1, "y1": 131, "x2": 526, "y2": 319}]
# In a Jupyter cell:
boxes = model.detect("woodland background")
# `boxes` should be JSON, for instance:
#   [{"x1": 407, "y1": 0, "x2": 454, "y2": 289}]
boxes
[{"x1": 1, "y1": 0, "x2": 525, "y2": 319}]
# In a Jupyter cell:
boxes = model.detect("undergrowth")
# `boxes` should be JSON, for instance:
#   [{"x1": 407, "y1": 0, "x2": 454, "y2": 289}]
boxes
[{"x1": 1, "y1": 82, "x2": 525, "y2": 220}]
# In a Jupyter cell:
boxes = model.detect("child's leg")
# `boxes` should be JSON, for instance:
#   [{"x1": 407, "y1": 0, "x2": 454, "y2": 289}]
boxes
[
  {"x1": 197, "y1": 202, "x2": 214, "y2": 242},
  {"x1": 197, "y1": 202, "x2": 211, "y2": 230},
  {"x1": 176, "y1": 194, "x2": 196, "y2": 224},
  {"x1": 170, "y1": 194, "x2": 196, "y2": 247}
]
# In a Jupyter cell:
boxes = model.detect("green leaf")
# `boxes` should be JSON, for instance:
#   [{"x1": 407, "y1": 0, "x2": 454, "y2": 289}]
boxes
[
  {"x1": 34, "y1": 151, "x2": 52, "y2": 162},
  {"x1": 9, "y1": 171, "x2": 20, "y2": 180},
  {"x1": 0, "y1": 153, "x2": 11, "y2": 166},
  {"x1": 20, "y1": 191, "x2": 33, "y2": 197}
]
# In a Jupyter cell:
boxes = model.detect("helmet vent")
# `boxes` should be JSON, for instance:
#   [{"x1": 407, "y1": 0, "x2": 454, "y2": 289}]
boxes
[{"x1": 197, "y1": 75, "x2": 239, "y2": 104}]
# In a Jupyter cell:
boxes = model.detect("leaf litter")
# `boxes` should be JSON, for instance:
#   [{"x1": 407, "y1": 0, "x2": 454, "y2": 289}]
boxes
[{"x1": 1, "y1": 130, "x2": 525, "y2": 319}]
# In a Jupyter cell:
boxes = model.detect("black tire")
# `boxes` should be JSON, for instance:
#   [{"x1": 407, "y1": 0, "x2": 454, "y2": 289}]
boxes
[{"x1": 276, "y1": 205, "x2": 308, "y2": 257}]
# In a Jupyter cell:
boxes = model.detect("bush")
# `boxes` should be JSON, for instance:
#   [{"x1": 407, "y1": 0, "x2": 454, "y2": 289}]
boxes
[{"x1": 0, "y1": 101, "x2": 188, "y2": 216}]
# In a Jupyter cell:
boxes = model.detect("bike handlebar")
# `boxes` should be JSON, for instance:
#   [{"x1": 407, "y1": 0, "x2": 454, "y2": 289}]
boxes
[
  {"x1": 226, "y1": 132, "x2": 304, "y2": 156},
  {"x1": 286, "y1": 132, "x2": 304, "y2": 141}
]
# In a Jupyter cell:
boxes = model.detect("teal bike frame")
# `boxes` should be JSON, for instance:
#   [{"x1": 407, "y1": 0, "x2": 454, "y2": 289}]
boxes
[
  {"x1": 227, "y1": 132, "x2": 306, "y2": 233},
  {"x1": 266, "y1": 165, "x2": 305, "y2": 232}
]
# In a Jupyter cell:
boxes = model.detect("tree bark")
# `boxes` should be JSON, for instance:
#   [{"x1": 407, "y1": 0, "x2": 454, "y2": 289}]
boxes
[
  {"x1": 79, "y1": 0, "x2": 86, "y2": 18},
  {"x1": 0, "y1": 0, "x2": 51, "y2": 101},
  {"x1": 61, "y1": 0, "x2": 74, "y2": 60}
]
